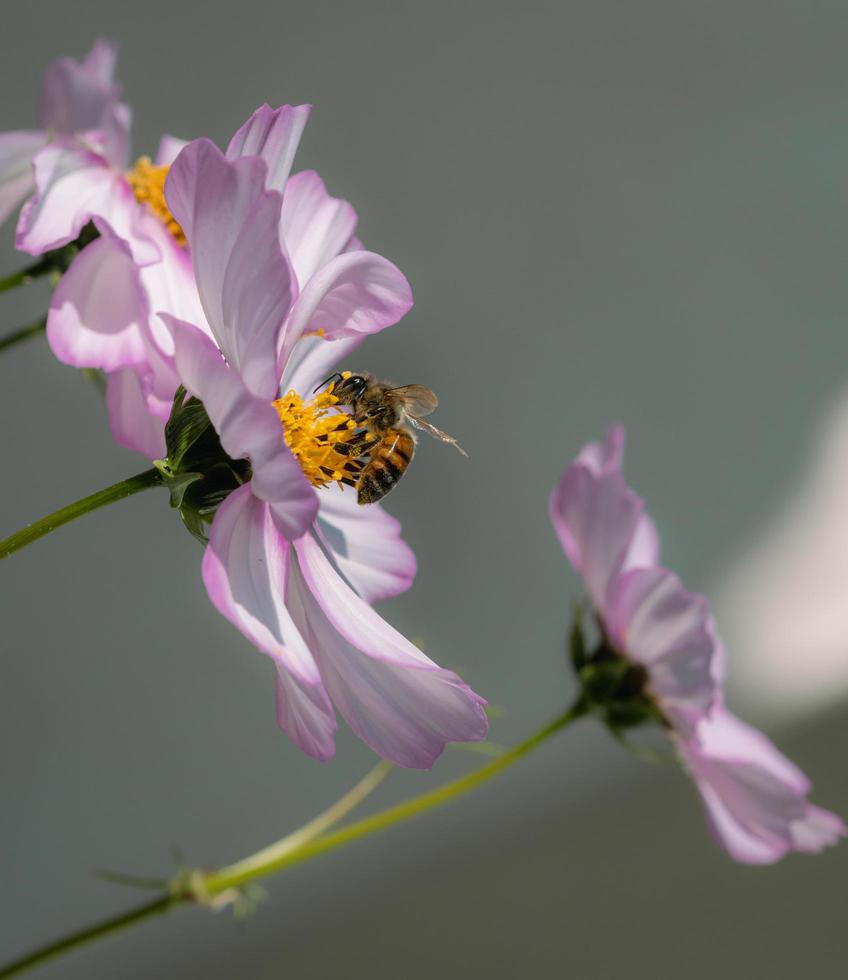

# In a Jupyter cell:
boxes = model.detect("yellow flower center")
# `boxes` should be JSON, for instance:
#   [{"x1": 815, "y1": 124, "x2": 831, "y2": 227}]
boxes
[
  {"x1": 272, "y1": 386, "x2": 362, "y2": 489},
  {"x1": 126, "y1": 157, "x2": 186, "y2": 246}
]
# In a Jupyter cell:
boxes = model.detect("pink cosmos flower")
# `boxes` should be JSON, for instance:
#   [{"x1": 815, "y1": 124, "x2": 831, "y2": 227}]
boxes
[
  {"x1": 550, "y1": 425, "x2": 716, "y2": 735},
  {"x1": 551, "y1": 426, "x2": 844, "y2": 862},
  {"x1": 2, "y1": 40, "x2": 196, "y2": 459},
  {"x1": 40, "y1": 131, "x2": 196, "y2": 459},
  {"x1": 0, "y1": 39, "x2": 124, "y2": 228},
  {"x1": 153, "y1": 129, "x2": 487, "y2": 768}
]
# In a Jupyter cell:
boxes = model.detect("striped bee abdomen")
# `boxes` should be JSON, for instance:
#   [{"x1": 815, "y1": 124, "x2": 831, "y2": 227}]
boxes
[{"x1": 356, "y1": 429, "x2": 415, "y2": 504}]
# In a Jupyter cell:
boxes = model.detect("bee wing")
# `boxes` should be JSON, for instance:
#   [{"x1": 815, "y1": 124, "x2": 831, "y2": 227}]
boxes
[
  {"x1": 386, "y1": 384, "x2": 439, "y2": 417},
  {"x1": 408, "y1": 415, "x2": 468, "y2": 456}
]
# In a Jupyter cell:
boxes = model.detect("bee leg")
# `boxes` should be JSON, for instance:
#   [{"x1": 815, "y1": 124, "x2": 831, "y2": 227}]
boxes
[
  {"x1": 337, "y1": 430, "x2": 380, "y2": 458},
  {"x1": 339, "y1": 451, "x2": 370, "y2": 489},
  {"x1": 361, "y1": 407, "x2": 394, "y2": 428}
]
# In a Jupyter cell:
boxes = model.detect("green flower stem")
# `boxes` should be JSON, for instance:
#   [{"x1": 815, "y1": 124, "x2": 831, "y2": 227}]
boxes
[
  {"x1": 0, "y1": 469, "x2": 164, "y2": 560},
  {"x1": 0, "y1": 256, "x2": 57, "y2": 293},
  {"x1": 0, "y1": 317, "x2": 46, "y2": 353},
  {"x1": 0, "y1": 704, "x2": 586, "y2": 978},
  {"x1": 0, "y1": 896, "x2": 177, "y2": 980},
  {"x1": 0, "y1": 760, "x2": 393, "y2": 979},
  {"x1": 205, "y1": 702, "x2": 586, "y2": 895},
  {"x1": 209, "y1": 760, "x2": 393, "y2": 888}
]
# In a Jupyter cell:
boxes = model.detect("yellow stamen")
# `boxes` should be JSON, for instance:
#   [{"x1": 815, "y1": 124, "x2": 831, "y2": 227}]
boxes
[
  {"x1": 126, "y1": 157, "x2": 186, "y2": 246},
  {"x1": 272, "y1": 387, "x2": 361, "y2": 489}
]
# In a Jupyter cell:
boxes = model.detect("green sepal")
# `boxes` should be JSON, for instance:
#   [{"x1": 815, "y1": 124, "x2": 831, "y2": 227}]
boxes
[
  {"x1": 603, "y1": 722, "x2": 676, "y2": 765},
  {"x1": 568, "y1": 605, "x2": 587, "y2": 672},
  {"x1": 156, "y1": 386, "x2": 253, "y2": 544},
  {"x1": 568, "y1": 613, "x2": 667, "y2": 734},
  {"x1": 153, "y1": 460, "x2": 204, "y2": 509},
  {"x1": 164, "y1": 386, "x2": 213, "y2": 471},
  {"x1": 180, "y1": 507, "x2": 213, "y2": 545},
  {"x1": 603, "y1": 698, "x2": 662, "y2": 731},
  {"x1": 578, "y1": 656, "x2": 631, "y2": 703}
]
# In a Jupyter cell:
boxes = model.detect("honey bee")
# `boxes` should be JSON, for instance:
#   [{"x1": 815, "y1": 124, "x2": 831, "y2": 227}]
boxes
[{"x1": 319, "y1": 372, "x2": 467, "y2": 504}]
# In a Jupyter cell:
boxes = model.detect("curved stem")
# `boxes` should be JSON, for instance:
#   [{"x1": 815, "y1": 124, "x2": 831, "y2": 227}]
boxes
[
  {"x1": 0, "y1": 704, "x2": 586, "y2": 978},
  {"x1": 0, "y1": 896, "x2": 176, "y2": 979},
  {"x1": 214, "y1": 760, "x2": 393, "y2": 886},
  {"x1": 207, "y1": 701, "x2": 586, "y2": 894},
  {"x1": 0, "y1": 317, "x2": 46, "y2": 353},
  {"x1": 0, "y1": 469, "x2": 164, "y2": 559}
]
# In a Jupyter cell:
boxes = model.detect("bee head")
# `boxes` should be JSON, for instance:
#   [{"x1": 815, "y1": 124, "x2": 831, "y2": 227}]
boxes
[{"x1": 317, "y1": 372, "x2": 369, "y2": 405}]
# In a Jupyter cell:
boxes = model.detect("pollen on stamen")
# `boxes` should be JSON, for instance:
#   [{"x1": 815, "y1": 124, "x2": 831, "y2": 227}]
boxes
[
  {"x1": 272, "y1": 387, "x2": 363, "y2": 489},
  {"x1": 126, "y1": 157, "x2": 186, "y2": 246}
]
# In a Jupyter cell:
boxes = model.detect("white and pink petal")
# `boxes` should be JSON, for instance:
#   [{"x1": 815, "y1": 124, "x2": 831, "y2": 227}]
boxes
[
  {"x1": 16, "y1": 139, "x2": 148, "y2": 259},
  {"x1": 549, "y1": 460, "x2": 645, "y2": 612},
  {"x1": 105, "y1": 366, "x2": 167, "y2": 460},
  {"x1": 165, "y1": 138, "x2": 295, "y2": 398},
  {"x1": 277, "y1": 250, "x2": 413, "y2": 374},
  {"x1": 291, "y1": 533, "x2": 487, "y2": 769},
  {"x1": 554, "y1": 427, "x2": 660, "y2": 587},
  {"x1": 279, "y1": 333, "x2": 363, "y2": 398},
  {"x1": 39, "y1": 39, "x2": 121, "y2": 134},
  {"x1": 0, "y1": 131, "x2": 45, "y2": 227},
  {"x1": 678, "y1": 710, "x2": 845, "y2": 864},
  {"x1": 316, "y1": 483, "x2": 417, "y2": 602},
  {"x1": 576, "y1": 425, "x2": 625, "y2": 475},
  {"x1": 281, "y1": 170, "x2": 357, "y2": 287},
  {"x1": 274, "y1": 660, "x2": 338, "y2": 762},
  {"x1": 47, "y1": 233, "x2": 148, "y2": 371},
  {"x1": 605, "y1": 566, "x2": 717, "y2": 731},
  {"x1": 203, "y1": 486, "x2": 337, "y2": 760},
  {"x1": 203, "y1": 486, "x2": 324, "y2": 688},
  {"x1": 166, "y1": 316, "x2": 317, "y2": 539},
  {"x1": 226, "y1": 103, "x2": 311, "y2": 195},
  {"x1": 155, "y1": 134, "x2": 188, "y2": 168}
]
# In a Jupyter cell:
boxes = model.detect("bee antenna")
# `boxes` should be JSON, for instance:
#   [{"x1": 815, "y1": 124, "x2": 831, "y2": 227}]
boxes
[{"x1": 314, "y1": 372, "x2": 343, "y2": 394}]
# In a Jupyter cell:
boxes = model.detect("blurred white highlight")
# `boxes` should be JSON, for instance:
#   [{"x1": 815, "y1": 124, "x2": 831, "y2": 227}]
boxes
[{"x1": 716, "y1": 392, "x2": 848, "y2": 721}]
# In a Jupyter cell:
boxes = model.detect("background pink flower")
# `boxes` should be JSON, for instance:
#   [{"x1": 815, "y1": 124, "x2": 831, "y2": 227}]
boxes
[
  {"x1": 551, "y1": 426, "x2": 844, "y2": 862},
  {"x1": 0, "y1": 39, "x2": 124, "y2": 228},
  {"x1": 551, "y1": 425, "x2": 717, "y2": 733}
]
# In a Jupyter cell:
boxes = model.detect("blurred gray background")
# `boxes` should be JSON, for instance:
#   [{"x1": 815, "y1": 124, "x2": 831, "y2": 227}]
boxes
[{"x1": 2, "y1": 1, "x2": 848, "y2": 977}]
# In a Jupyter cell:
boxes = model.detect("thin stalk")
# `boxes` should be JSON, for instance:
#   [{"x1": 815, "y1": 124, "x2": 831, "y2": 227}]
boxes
[
  {"x1": 214, "y1": 760, "x2": 393, "y2": 886},
  {"x1": 207, "y1": 701, "x2": 586, "y2": 894},
  {"x1": 0, "y1": 705, "x2": 586, "y2": 978},
  {"x1": 0, "y1": 469, "x2": 164, "y2": 559},
  {"x1": 0, "y1": 256, "x2": 56, "y2": 293},
  {"x1": 0, "y1": 896, "x2": 176, "y2": 979},
  {"x1": 0, "y1": 317, "x2": 46, "y2": 353},
  {"x1": 0, "y1": 761, "x2": 391, "y2": 978}
]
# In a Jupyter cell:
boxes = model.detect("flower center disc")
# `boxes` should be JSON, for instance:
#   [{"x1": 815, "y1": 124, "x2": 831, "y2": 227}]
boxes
[
  {"x1": 273, "y1": 388, "x2": 362, "y2": 489},
  {"x1": 127, "y1": 157, "x2": 186, "y2": 245}
]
